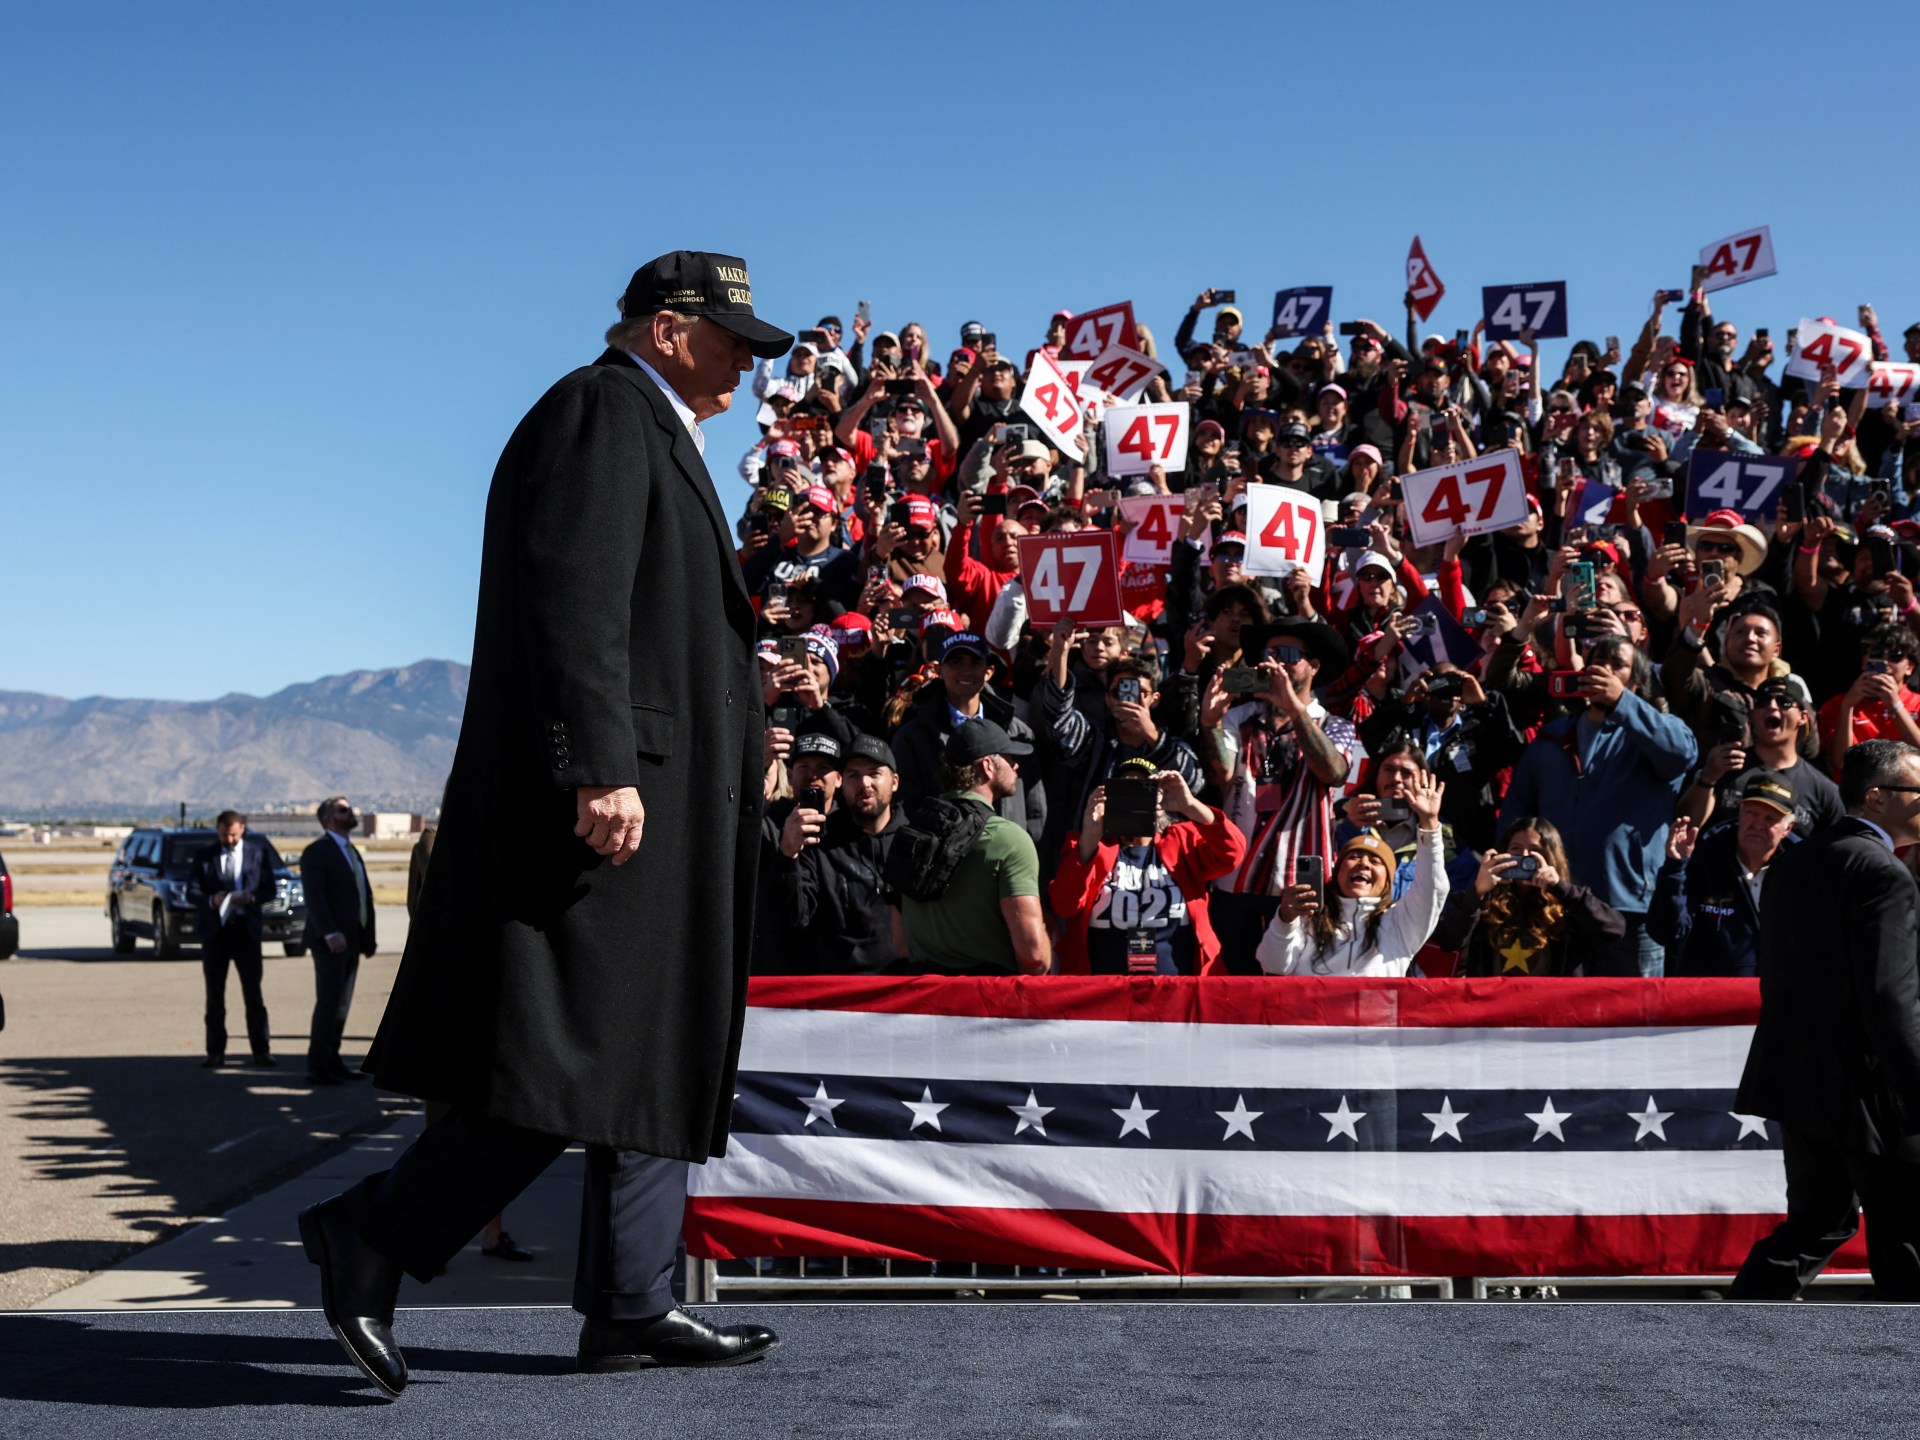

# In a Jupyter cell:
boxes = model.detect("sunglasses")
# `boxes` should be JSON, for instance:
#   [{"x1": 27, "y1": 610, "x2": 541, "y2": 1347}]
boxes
[
  {"x1": 1694, "y1": 539, "x2": 1742, "y2": 556},
  {"x1": 1276, "y1": 437, "x2": 1310, "y2": 448},
  {"x1": 1267, "y1": 645, "x2": 1306, "y2": 663}
]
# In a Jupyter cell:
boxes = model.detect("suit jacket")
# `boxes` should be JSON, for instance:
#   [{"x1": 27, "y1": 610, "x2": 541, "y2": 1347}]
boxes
[
  {"x1": 365, "y1": 350, "x2": 764, "y2": 1162},
  {"x1": 1736, "y1": 817, "x2": 1920, "y2": 1156},
  {"x1": 300, "y1": 834, "x2": 377, "y2": 958},
  {"x1": 186, "y1": 835, "x2": 278, "y2": 942}
]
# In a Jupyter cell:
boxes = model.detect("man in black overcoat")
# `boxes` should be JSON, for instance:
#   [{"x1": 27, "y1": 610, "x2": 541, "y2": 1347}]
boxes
[
  {"x1": 298, "y1": 252, "x2": 790, "y2": 1398},
  {"x1": 1731, "y1": 738, "x2": 1920, "y2": 1298}
]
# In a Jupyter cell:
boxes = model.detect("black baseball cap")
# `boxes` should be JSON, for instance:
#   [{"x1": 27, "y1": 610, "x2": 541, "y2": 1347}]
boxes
[
  {"x1": 791, "y1": 732, "x2": 843, "y2": 766},
  {"x1": 846, "y1": 734, "x2": 897, "y2": 770},
  {"x1": 619, "y1": 251, "x2": 793, "y2": 359},
  {"x1": 943, "y1": 719, "x2": 1033, "y2": 766}
]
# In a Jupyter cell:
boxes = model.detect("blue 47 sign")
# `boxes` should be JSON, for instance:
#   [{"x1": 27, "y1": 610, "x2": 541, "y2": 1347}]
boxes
[
  {"x1": 1684, "y1": 451, "x2": 1799, "y2": 521},
  {"x1": 1270, "y1": 287, "x2": 1332, "y2": 338},
  {"x1": 1481, "y1": 281, "x2": 1567, "y2": 341}
]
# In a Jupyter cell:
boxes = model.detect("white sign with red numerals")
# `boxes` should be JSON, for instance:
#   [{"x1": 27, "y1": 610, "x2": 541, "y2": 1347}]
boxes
[
  {"x1": 1867, "y1": 363, "x2": 1920, "y2": 404},
  {"x1": 1081, "y1": 344, "x2": 1165, "y2": 404},
  {"x1": 1242, "y1": 484, "x2": 1326, "y2": 584},
  {"x1": 1102, "y1": 402, "x2": 1190, "y2": 477},
  {"x1": 1058, "y1": 302, "x2": 1139, "y2": 361},
  {"x1": 1018, "y1": 530, "x2": 1125, "y2": 630},
  {"x1": 1401, "y1": 450, "x2": 1527, "y2": 548},
  {"x1": 1698, "y1": 225, "x2": 1777, "y2": 294},
  {"x1": 1018, "y1": 350, "x2": 1088, "y2": 458},
  {"x1": 1118, "y1": 495, "x2": 1183, "y2": 566},
  {"x1": 1785, "y1": 317, "x2": 1874, "y2": 388}
]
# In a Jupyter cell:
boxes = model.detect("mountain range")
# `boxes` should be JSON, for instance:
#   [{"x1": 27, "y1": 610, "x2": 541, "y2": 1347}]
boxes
[{"x1": 0, "y1": 661, "x2": 468, "y2": 814}]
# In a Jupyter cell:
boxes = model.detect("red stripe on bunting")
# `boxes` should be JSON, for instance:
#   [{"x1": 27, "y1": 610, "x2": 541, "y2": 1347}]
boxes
[
  {"x1": 746, "y1": 976, "x2": 1762, "y2": 1030},
  {"x1": 684, "y1": 1197, "x2": 1867, "y2": 1279}
]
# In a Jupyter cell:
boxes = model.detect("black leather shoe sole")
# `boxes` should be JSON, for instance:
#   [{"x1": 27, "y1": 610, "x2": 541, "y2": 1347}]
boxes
[
  {"x1": 298, "y1": 1207, "x2": 405, "y2": 1400},
  {"x1": 577, "y1": 1336, "x2": 778, "y2": 1373}
]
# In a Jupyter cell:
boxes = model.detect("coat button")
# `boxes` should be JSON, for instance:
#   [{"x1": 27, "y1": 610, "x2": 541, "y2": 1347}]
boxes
[{"x1": 727, "y1": 785, "x2": 736, "y2": 802}]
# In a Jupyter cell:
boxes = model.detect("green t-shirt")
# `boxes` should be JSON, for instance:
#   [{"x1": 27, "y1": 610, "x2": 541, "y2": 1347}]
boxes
[{"x1": 901, "y1": 792, "x2": 1040, "y2": 975}]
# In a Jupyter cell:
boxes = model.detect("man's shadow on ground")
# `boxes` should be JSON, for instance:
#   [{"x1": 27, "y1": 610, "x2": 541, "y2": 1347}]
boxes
[{"x1": 0, "y1": 1316, "x2": 574, "y2": 1409}]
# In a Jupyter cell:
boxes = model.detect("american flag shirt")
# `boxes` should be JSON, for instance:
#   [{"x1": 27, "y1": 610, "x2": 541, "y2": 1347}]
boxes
[{"x1": 1216, "y1": 698, "x2": 1362, "y2": 896}]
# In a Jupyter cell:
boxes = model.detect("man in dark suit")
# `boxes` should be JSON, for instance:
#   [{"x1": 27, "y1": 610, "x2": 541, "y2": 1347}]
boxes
[
  {"x1": 298, "y1": 253, "x2": 786, "y2": 1399},
  {"x1": 299, "y1": 795, "x2": 377, "y2": 1087},
  {"x1": 1732, "y1": 738, "x2": 1920, "y2": 1298},
  {"x1": 186, "y1": 809, "x2": 278, "y2": 1068}
]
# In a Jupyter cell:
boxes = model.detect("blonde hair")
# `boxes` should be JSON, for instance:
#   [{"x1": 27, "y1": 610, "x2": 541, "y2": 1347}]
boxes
[{"x1": 606, "y1": 307, "x2": 695, "y2": 353}]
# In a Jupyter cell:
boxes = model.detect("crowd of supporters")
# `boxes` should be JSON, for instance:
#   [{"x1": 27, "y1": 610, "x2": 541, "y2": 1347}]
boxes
[{"x1": 738, "y1": 281, "x2": 1920, "y2": 979}]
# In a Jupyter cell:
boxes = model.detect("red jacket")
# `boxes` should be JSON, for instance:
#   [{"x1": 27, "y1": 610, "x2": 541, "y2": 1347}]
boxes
[{"x1": 1048, "y1": 812, "x2": 1248, "y2": 975}]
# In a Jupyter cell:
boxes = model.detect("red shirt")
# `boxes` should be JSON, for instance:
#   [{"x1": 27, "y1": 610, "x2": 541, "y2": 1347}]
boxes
[
  {"x1": 1820, "y1": 684, "x2": 1920, "y2": 747},
  {"x1": 849, "y1": 429, "x2": 955, "y2": 486}
]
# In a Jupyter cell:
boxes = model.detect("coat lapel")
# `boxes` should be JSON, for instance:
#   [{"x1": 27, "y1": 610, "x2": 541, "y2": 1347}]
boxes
[{"x1": 593, "y1": 349, "x2": 750, "y2": 613}]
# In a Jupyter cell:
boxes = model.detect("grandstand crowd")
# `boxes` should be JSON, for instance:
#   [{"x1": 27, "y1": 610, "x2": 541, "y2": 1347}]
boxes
[{"x1": 731, "y1": 276, "x2": 1920, "y2": 980}]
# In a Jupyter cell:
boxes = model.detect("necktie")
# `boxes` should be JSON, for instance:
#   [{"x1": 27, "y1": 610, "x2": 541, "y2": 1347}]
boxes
[{"x1": 349, "y1": 845, "x2": 370, "y2": 927}]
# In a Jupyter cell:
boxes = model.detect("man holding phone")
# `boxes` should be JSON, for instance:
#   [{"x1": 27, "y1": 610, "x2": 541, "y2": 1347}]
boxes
[{"x1": 1196, "y1": 616, "x2": 1361, "y2": 974}]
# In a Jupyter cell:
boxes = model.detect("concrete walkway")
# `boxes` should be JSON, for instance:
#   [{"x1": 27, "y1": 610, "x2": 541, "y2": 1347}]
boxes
[{"x1": 32, "y1": 1110, "x2": 587, "y2": 1310}]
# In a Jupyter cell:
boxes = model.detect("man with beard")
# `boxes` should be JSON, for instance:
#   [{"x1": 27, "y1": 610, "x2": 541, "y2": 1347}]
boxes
[
  {"x1": 949, "y1": 350, "x2": 1020, "y2": 453},
  {"x1": 777, "y1": 734, "x2": 905, "y2": 974}
]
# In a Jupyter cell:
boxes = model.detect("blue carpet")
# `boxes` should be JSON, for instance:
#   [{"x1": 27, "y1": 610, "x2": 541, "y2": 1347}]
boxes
[{"x1": 1, "y1": 1302, "x2": 1911, "y2": 1437}]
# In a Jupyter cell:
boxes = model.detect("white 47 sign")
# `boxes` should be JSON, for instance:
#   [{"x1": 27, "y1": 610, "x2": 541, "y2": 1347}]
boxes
[
  {"x1": 1401, "y1": 450, "x2": 1527, "y2": 547},
  {"x1": 1019, "y1": 531, "x2": 1125, "y2": 629},
  {"x1": 1785, "y1": 317, "x2": 1873, "y2": 388},
  {"x1": 1698, "y1": 226, "x2": 1777, "y2": 294},
  {"x1": 1018, "y1": 350, "x2": 1088, "y2": 458},
  {"x1": 1242, "y1": 484, "x2": 1326, "y2": 584},
  {"x1": 1102, "y1": 402, "x2": 1190, "y2": 476}
]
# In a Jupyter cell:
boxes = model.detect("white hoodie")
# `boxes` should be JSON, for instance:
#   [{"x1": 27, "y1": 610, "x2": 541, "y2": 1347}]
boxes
[{"x1": 1256, "y1": 826, "x2": 1449, "y2": 977}]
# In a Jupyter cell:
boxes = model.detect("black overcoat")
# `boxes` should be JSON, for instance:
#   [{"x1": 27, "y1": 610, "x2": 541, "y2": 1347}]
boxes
[
  {"x1": 367, "y1": 350, "x2": 764, "y2": 1162},
  {"x1": 1736, "y1": 818, "x2": 1920, "y2": 1158}
]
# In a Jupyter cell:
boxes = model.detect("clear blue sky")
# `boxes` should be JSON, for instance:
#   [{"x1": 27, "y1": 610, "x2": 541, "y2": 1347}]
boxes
[{"x1": 5, "y1": 1, "x2": 1915, "y2": 700}]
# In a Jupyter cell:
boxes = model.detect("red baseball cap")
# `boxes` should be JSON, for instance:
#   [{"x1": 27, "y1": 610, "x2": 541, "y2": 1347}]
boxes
[
  {"x1": 829, "y1": 612, "x2": 873, "y2": 650},
  {"x1": 902, "y1": 496, "x2": 939, "y2": 531},
  {"x1": 903, "y1": 573, "x2": 948, "y2": 602},
  {"x1": 920, "y1": 607, "x2": 962, "y2": 636},
  {"x1": 768, "y1": 438, "x2": 801, "y2": 458},
  {"x1": 803, "y1": 485, "x2": 840, "y2": 516}
]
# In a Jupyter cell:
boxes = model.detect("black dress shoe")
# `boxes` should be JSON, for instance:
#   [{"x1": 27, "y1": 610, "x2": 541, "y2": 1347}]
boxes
[
  {"x1": 298, "y1": 1197, "x2": 407, "y2": 1399},
  {"x1": 251, "y1": 1054, "x2": 278, "y2": 1068},
  {"x1": 577, "y1": 1307, "x2": 779, "y2": 1373},
  {"x1": 305, "y1": 1070, "x2": 344, "y2": 1086},
  {"x1": 480, "y1": 1230, "x2": 536, "y2": 1262},
  {"x1": 201, "y1": 1055, "x2": 227, "y2": 1069},
  {"x1": 333, "y1": 1067, "x2": 370, "y2": 1083}
]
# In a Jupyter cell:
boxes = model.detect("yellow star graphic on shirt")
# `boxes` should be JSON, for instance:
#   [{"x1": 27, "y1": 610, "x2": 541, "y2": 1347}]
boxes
[{"x1": 1497, "y1": 940, "x2": 1537, "y2": 974}]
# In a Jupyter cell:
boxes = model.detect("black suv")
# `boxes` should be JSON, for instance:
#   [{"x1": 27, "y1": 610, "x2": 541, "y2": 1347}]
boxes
[
  {"x1": 106, "y1": 828, "x2": 308, "y2": 957},
  {"x1": 0, "y1": 846, "x2": 17, "y2": 960}
]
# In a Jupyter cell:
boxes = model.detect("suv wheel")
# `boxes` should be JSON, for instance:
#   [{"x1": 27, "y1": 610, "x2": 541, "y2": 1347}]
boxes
[
  {"x1": 110, "y1": 901, "x2": 136, "y2": 954},
  {"x1": 152, "y1": 903, "x2": 180, "y2": 958}
]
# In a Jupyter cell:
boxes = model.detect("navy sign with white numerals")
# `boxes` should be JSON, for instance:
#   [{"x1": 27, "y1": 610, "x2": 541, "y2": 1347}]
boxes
[
  {"x1": 1683, "y1": 451, "x2": 1799, "y2": 521},
  {"x1": 1270, "y1": 287, "x2": 1332, "y2": 339},
  {"x1": 1480, "y1": 281, "x2": 1568, "y2": 341}
]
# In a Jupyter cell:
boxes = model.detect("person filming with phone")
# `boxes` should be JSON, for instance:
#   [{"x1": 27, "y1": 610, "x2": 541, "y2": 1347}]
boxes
[
  {"x1": 1256, "y1": 769, "x2": 1449, "y2": 977},
  {"x1": 1049, "y1": 760, "x2": 1247, "y2": 976},
  {"x1": 1429, "y1": 816, "x2": 1624, "y2": 977}
]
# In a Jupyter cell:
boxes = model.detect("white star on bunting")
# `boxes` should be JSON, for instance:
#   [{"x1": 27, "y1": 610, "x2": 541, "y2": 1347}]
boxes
[
  {"x1": 1628, "y1": 1096, "x2": 1675, "y2": 1143},
  {"x1": 1008, "y1": 1089, "x2": 1054, "y2": 1137},
  {"x1": 1422, "y1": 1096, "x2": 1469, "y2": 1143},
  {"x1": 1112, "y1": 1092, "x2": 1159, "y2": 1139},
  {"x1": 798, "y1": 1081, "x2": 845, "y2": 1128},
  {"x1": 1525, "y1": 1097, "x2": 1572, "y2": 1143},
  {"x1": 901, "y1": 1086, "x2": 949, "y2": 1132},
  {"x1": 1730, "y1": 1112, "x2": 1770, "y2": 1141},
  {"x1": 1217, "y1": 1094, "x2": 1263, "y2": 1142},
  {"x1": 1319, "y1": 1096, "x2": 1366, "y2": 1143}
]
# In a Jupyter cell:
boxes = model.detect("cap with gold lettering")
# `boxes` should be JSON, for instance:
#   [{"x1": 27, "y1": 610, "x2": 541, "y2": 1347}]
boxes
[{"x1": 619, "y1": 251, "x2": 793, "y2": 359}]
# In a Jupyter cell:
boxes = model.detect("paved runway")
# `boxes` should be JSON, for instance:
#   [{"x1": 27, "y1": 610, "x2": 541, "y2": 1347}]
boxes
[{"x1": 3, "y1": 1302, "x2": 1915, "y2": 1438}]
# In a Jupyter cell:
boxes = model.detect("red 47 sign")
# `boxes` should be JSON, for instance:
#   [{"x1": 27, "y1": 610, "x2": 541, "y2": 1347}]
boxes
[
  {"x1": 1698, "y1": 225, "x2": 1777, "y2": 295},
  {"x1": 1058, "y1": 301, "x2": 1139, "y2": 362},
  {"x1": 1018, "y1": 531, "x2": 1125, "y2": 630},
  {"x1": 1018, "y1": 350, "x2": 1088, "y2": 458},
  {"x1": 1785, "y1": 317, "x2": 1873, "y2": 388},
  {"x1": 1118, "y1": 495, "x2": 1184, "y2": 566},
  {"x1": 1102, "y1": 402, "x2": 1190, "y2": 477},
  {"x1": 1401, "y1": 450, "x2": 1527, "y2": 548},
  {"x1": 1407, "y1": 236, "x2": 1445, "y2": 323},
  {"x1": 1242, "y1": 483, "x2": 1326, "y2": 584}
]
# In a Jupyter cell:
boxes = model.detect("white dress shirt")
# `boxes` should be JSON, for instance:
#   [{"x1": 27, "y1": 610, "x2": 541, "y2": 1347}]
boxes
[
  {"x1": 218, "y1": 842, "x2": 243, "y2": 924},
  {"x1": 626, "y1": 352, "x2": 705, "y2": 455}
]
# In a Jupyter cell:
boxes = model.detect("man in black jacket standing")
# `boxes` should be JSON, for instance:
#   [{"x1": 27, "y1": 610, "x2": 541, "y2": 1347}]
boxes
[
  {"x1": 188, "y1": 810, "x2": 279, "y2": 1069},
  {"x1": 298, "y1": 253, "x2": 788, "y2": 1398},
  {"x1": 1731, "y1": 740, "x2": 1920, "y2": 1298},
  {"x1": 300, "y1": 796, "x2": 377, "y2": 1085},
  {"x1": 777, "y1": 734, "x2": 905, "y2": 973}
]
